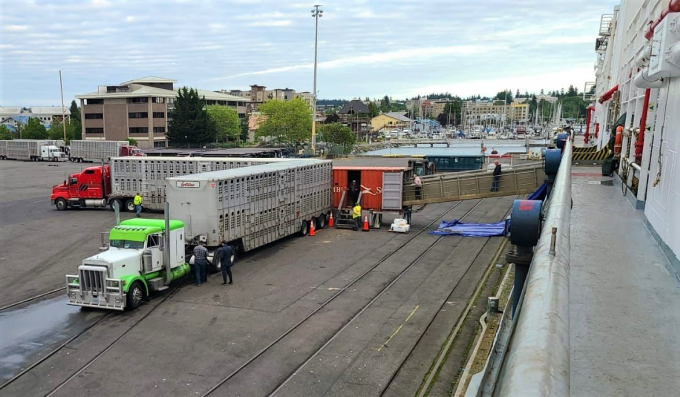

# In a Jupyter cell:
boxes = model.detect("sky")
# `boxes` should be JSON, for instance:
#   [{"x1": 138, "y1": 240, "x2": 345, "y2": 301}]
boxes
[{"x1": 0, "y1": 0, "x2": 620, "y2": 106}]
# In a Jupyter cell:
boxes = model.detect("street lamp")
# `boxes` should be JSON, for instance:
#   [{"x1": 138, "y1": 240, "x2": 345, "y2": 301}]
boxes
[{"x1": 311, "y1": 5, "x2": 323, "y2": 153}]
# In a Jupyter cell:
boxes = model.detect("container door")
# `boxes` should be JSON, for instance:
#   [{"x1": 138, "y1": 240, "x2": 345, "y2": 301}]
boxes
[
  {"x1": 278, "y1": 171, "x2": 287, "y2": 236},
  {"x1": 382, "y1": 171, "x2": 403, "y2": 210}
]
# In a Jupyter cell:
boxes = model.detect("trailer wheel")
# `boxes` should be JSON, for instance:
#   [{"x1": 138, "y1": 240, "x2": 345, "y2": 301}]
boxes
[
  {"x1": 126, "y1": 281, "x2": 144, "y2": 311},
  {"x1": 55, "y1": 198, "x2": 68, "y2": 211},
  {"x1": 124, "y1": 199, "x2": 136, "y2": 212},
  {"x1": 317, "y1": 213, "x2": 326, "y2": 229},
  {"x1": 299, "y1": 220, "x2": 309, "y2": 236}
]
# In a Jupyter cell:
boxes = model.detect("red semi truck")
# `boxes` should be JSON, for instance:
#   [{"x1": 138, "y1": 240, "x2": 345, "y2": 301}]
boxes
[{"x1": 50, "y1": 157, "x2": 288, "y2": 211}]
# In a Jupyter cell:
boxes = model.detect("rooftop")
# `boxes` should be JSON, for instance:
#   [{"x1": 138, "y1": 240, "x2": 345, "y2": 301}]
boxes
[
  {"x1": 0, "y1": 106, "x2": 70, "y2": 116},
  {"x1": 383, "y1": 112, "x2": 412, "y2": 122},
  {"x1": 119, "y1": 76, "x2": 178, "y2": 85},
  {"x1": 77, "y1": 83, "x2": 250, "y2": 102}
]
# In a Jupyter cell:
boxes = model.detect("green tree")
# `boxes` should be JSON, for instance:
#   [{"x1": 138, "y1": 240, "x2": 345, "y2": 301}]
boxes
[
  {"x1": 207, "y1": 105, "x2": 240, "y2": 142},
  {"x1": 22, "y1": 118, "x2": 48, "y2": 139},
  {"x1": 67, "y1": 119, "x2": 82, "y2": 142},
  {"x1": 325, "y1": 113, "x2": 340, "y2": 123},
  {"x1": 0, "y1": 125, "x2": 13, "y2": 140},
  {"x1": 127, "y1": 138, "x2": 138, "y2": 146},
  {"x1": 48, "y1": 122, "x2": 65, "y2": 140},
  {"x1": 318, "y1": 122, "x2": 355, "y2": 155},
  {"x1": 240, "y1": 113, "x2": 250, "y2": 142},
  {"x1": 529, "y1": 95, "x2": 538, "y2": 120},
  {"x1": 167, "y1": 87, "x2": 216, "y2": 147},
  {"x1": 494, "y1": 90, "x2": 513, "y2": 103},
  {"x1": 380, "y1": 95, "x2": 391, "y2": 113},
  {"x1": 441, "y1": 101, "x2": 462, "y2": 125},
  {"x1": 567, "y1": 85, "x2": 578, "y2": 97},
  {"x1": 69, "y1": 100, "x2": 80, "y2": 122},
  {"x1": 256, "y1": 98, "x2": 312, "y2": 143},
  {"x1": 367, "y1": 102, "x2": 380, "y2": 118}
]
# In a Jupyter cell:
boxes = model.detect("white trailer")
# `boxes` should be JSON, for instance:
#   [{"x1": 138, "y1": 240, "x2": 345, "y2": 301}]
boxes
[
  {"x1": 0, "y1": 139, "x2": 66, "y2": 161},
  {"x1": 109, "y1": 156, "x2": 292, "y2": 211},
  {"x1": 69, "y1": 140, "x2": 140, "y2": 162},
  {"x1": 166, "y1": 159, "x2": 332, "y2": 256}
]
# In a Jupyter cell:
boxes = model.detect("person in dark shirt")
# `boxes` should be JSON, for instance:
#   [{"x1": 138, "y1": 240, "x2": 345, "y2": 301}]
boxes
[
  {"x1": 348, "y1": 180, "x2": 359, "y2": 207},
  {"x1": 491, "y1": 161, "x2": 502, "y2": 192},
  {"x1": 216, "y1": 241, "x2": 234, "y2": 285}
]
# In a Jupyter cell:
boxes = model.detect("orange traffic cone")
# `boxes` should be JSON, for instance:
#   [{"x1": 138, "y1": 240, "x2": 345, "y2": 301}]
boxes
[
  {"x1": 309, "y1": 218, "x2": 315, "y2": 236},
  {"x1": 362, "y1": 215, "x2": 370, "y2": 232},
  {"x1": 328, "y1": 212, "x2": 334, "y2": 227}
]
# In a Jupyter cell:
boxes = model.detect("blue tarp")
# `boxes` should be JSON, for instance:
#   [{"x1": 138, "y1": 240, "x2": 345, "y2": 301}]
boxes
[
  {"x1": 430, "y1": 219, "x2": 508, "y2": 237},
  {"x1": 430, "y1": 183, "x2": 547, "y2": 237},
  {"x1": 528, "y1": 182, "x2": 548, "y2": 201}
]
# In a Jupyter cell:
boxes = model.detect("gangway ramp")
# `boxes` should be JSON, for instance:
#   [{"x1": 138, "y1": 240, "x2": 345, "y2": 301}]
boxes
[{"x1": 403, "y1": 162, "x2": 546, "y2": 205}]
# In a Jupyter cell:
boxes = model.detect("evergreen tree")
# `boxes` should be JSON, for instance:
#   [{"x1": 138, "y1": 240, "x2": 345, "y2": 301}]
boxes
[
  {"x1": 69, "y1": 100, "x2": 80, "y2": 122},
  {"x1": 240, "y1": 113, "x2": 250, "y2": 142},
  {"x1": 167, "y1": 87, "x2": 216, "y2": 147},
  {"x1": 367, "y1": 102, "x2": 380, "y2": 118}
]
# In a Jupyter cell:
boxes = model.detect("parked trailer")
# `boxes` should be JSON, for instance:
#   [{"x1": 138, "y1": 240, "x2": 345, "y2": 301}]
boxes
[
  {"x1": 68, "y1": 140, "x2": 141, "y2": 162},
  {"x1": 50, "y1": 156, "x2": 290, "y2": 211},
  {"x1": 0, "y1": 139, "x2": 66, "y2": 161},
  {"x1": 109, "y1": 156, "x2": 292, "y2": 211},
  {"x1": 331, "y1": 157, "x2": 434, "y2": 227},
  {"x1": 166, "y1": 159, "x2": 332, "y2": 258}
]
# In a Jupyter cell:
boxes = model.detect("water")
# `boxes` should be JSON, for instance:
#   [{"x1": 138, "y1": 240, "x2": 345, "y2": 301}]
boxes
[
  {"x1": 0, "y1": 296, "x2": 104, "y2": 380},
  {"x1": 365, "y1": 140, "x2": 548, "y2": 157}
]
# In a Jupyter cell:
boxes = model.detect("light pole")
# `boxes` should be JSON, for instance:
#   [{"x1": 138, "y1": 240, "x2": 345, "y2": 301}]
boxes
[{"x1": 311, "y1": 5, "x2": 323, "y2": 153}]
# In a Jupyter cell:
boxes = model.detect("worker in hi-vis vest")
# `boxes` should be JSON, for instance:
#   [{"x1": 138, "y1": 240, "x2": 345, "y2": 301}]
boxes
[
  {"x1": 352, "y1": 203, "x2": 362, "y2": 231},
  {"x1": 134, "y1": 193, "x2": 143, "y2": 217}
]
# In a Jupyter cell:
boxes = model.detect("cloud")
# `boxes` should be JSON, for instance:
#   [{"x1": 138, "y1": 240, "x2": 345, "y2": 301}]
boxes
[
  {"x1": 246, "y1": 20, "x2": 292, "y2": 27},
  {"x1": 0, "y1": 0, "x2": 621, "y2": 105},
  {"x1": 225, "y1": 45, "x2": 504, "y2": 78},
  {"x1": 3, "y1": 25, "x2": 29, "y2": 32}
]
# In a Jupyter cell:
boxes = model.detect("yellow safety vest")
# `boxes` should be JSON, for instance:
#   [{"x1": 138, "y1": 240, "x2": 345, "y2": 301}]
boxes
[
  {"x1": 134, "y1": 195, "x2": 142, "y2": 205},
  {"x1": 352, "y1": 205, "x2": 361, "y2": 219}
]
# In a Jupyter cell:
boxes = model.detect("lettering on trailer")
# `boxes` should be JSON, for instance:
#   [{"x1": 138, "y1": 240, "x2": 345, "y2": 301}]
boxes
[
  {"x1": 332, "y1": 186, "x2": 382, "y2": 195},
  {"x1": 361, "y1": 185, "x2": 382, "y2": 196},
  {"x1": 176, "y1": 181, "x2": 200, "y2": 188}
]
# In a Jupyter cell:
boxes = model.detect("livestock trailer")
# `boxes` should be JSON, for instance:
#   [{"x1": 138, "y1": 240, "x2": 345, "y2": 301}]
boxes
[
  {"x1": 0, "y1": 139, "x2": 66, "y2": 161},
  {"x1": 166, "y1": 159, "x2": 332, "y2": 252},
  {"x1": 331, "y1": 157, "x2": 434, "y2": 227},
  {"x1": 109, "y1": 156, "x2": 291, "y2": 211},
  {"x1": 68, "y1": 140, "x2": 141, "y2": 162}
]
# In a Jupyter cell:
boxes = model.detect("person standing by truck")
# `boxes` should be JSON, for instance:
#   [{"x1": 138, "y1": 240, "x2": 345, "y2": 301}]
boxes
[
  {"x1": 134, "y1": 193, "x2": 143, "y2": 217},
  {"x1": 193, "y1": 242, "x2": 208, "y2": 286},
  {"x1": 352, "y1": 203, "x2": 362, "y2": 231},
  {"x1": 216, "y1": 241, "x2": 234, "y2": 285}
]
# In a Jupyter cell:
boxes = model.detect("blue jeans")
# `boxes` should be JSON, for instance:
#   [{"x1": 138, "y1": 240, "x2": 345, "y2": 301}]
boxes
[
  {"x1": 195, "y1": 259, "x2": 206, "y2": 285},
  {"x1": 136, "y1": 204, "x2": 142, "y2": 215},
  {"x1": 491, "y1": 176, "x2": 500, "y2": 192}
]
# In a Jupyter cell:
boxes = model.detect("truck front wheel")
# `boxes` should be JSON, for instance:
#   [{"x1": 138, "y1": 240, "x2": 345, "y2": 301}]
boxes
[
  {"x1": 126, "y1": 281, "x2": 144, "y2": 311},
  {"x1": 110, "y1": 199, "x2": 122, "y2": 212},
  {"x1": 55, "y1": 198, "x2": 68, "y2": 211}
]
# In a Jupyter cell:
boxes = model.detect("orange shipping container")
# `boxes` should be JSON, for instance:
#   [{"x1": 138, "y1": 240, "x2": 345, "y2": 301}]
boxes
[{"x1": 332, "y1": 166, "x2": 410, "y2": 212}]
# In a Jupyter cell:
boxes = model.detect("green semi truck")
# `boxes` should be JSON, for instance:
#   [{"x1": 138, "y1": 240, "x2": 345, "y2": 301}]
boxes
[{"x1": 65, "y1": 218, "x2": 191, "y2": 311}]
